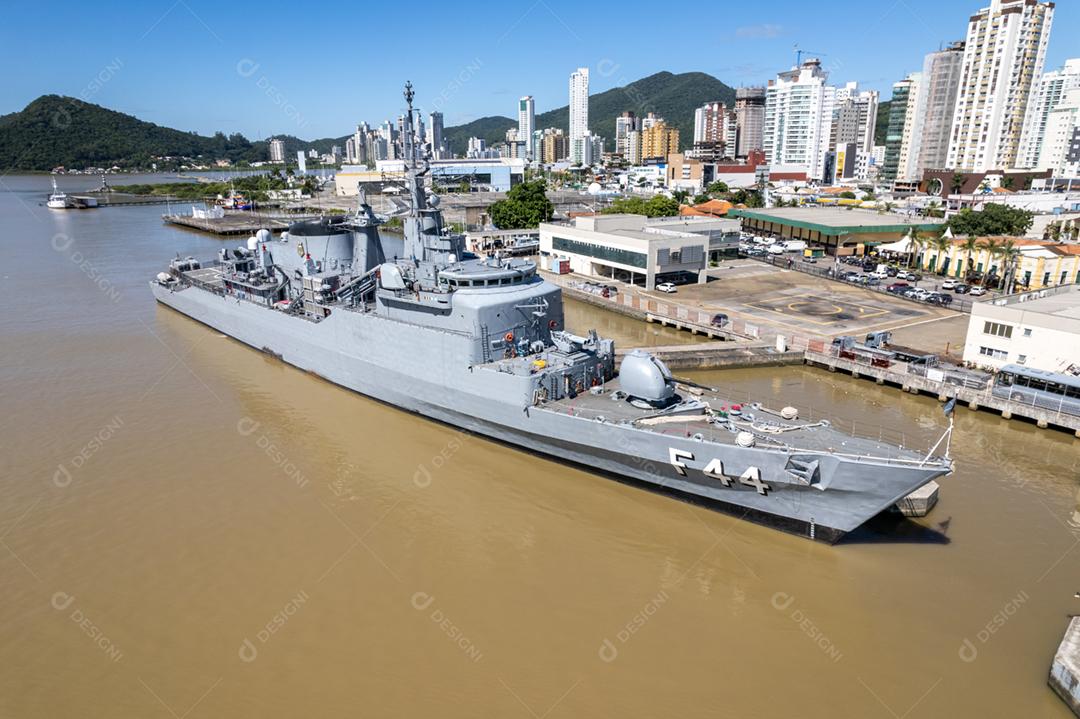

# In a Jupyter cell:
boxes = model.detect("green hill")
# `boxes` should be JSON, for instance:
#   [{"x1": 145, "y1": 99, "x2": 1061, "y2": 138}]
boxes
[
  {"x1": 443, "y1": 71, "x2": 737, "y2": 155},
  {"x1": 0, "y1": 95, "x2": 344, "y2": 170}
]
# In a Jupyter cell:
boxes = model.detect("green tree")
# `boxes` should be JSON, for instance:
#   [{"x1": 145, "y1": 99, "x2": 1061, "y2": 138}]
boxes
[
  {"x1": 693, "y1": 193, "x2": 710, "y2": 204},
  {"x1": 945, "y1": 203, "x2": 1034, "y2": 237},
  {"x1": 1001, "y1": 175, "x2": 1015, "y2": 191},
  {"x1": 839, "y1": 191, "x2": 857, "y2": 199},
  {"x1": 998, "y1": 239, "x2": 1021, "y2": 292},
  {"x1": 706, "y1": 180, "x2": 729, "y2": 194},
  {"x1": 672, "y1": 189, "x2": 690, "y2": 205},
  {"x1": 602, "y1": 195, "x2": 680, "y2": 218},
  {"x1": 950, "y1": 172, "x2": 966, "y2": 195},
  {"x1": 488, "y1": 180, "x2": 554, "y2": 229}
]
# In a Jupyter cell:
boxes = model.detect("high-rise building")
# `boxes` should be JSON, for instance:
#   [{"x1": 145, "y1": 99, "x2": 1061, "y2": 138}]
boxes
[
  {"x1": 1018, "y1": 59, "x2": 1080, "y2": 169},
  {"x1": 426, "y1": 111, "x2": 446, "y2": 159},
  {"x1": 296, "y1": 151, "x2": 307, "y2": 174},
  {"x1": 946, "y1": 0, "x2": 1055, "y2": 172},
  {"x1": 763, "y1": 59, "x2": 835, "y2": 180},
  {"x1": 734, "y1": 87, "x2": 766, "y2": 158},
  {"x1": 541, "y1": 128, "x2": 568, "y2": 164},
  {"x1": 693, "y1": 102, "x2": 725, "y2": 145},
  {"x1": 641, "y1": 121, "x2": 679, "y2": 162},
  {"x1": 626, "y1": 130, "x2": 642, "y2": 165},
  {"x1": 518, "y1": 96, "x2": 535, "y2": 160},
  {"x1": 1038, "y1": 87, "x2": 1080, "y2": 174},
  {"x1": 908, "y1": 42, "x2": 966, "y2": 175},
  {"x1": 569, "y1": 67, "x2": 589, "y2": 162},
  {"x1": 615, "y1": 111, "x2": 640, "y2": 157},
  {"x1": 882, "y1": 74, "x2": 921, "y2": 183},
  {"x1": 830, "y1": 82, "x2": 878, "y2": 154},
  {"x1": 268, "y1": 138, "x2": 285, "y2": 163}
]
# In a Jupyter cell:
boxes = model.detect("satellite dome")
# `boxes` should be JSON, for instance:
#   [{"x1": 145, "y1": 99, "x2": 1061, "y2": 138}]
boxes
[
  {"x1": 256, "y1": 228, "x2": 272, "y2": 243},
  {"x1": 427, "y1": 194, "x2": 441, "y2": 208},
  {"x1": 587, "y1": 182, "x2": 602, "y2": 195},
  {"x1": 619, "y1": 350, "x2": 675, "y2": 404}
]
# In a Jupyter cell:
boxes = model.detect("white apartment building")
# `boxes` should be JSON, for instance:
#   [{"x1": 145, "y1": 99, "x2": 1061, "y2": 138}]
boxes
[
  {"x1": 914, "y1": 42, "x2": 966, "y2": 175},
  {"x1": 764, "y1": 59, "x2": 834, "y2": 181},
  {"x1": 615, "y1": 112, "x2": 639, "y2": 157},
  {"x1": 569, "y1": 67, "x2": 590, "y2": 163},
  {"x1": 1019, "y1": 59, "x2": 1080, "y2": 169},
  {"x1": 946, "y1": 0, "x2": 1055, "y2": 172},
  {"x1": 518, "y1": 96, "x2": 535, "y2": 161},
  {"x1": 268, "y1": 138, "x2": 285, "y2": 163},
  {"x1": 831, "y1": 82, "x2": 878, "y2": 153},
  {"x1": 693, "y1": 102, "x2": 725, "y2": 145},
  {"x1": 1039, "y1": 88, "x2": 1080, "y2": 176},
  {"x1": 963, "y1": 286, "x2": 1080, "y2": 373},
  {"x1": 896, "y1": 73, "x2": 925, "y2": 182}
]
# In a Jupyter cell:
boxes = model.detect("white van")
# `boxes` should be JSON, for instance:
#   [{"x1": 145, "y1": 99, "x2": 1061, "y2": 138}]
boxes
[{"x1": 782, "y1": 240, "x2": 807, "y2": 252}]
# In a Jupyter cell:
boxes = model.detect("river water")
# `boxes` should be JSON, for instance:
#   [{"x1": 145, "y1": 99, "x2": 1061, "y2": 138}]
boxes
[{"x1": 2, "y1": 174, "x2": 1078, "y2": 718}]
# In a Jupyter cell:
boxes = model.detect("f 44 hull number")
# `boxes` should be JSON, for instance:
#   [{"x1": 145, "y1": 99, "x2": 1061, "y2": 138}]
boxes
[{"x1": 668, "y1": 448, "x2": 771, "y2": 496}]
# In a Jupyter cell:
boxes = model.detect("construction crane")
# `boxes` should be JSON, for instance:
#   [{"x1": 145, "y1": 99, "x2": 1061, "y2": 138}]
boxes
[{"x1": 793, "y1": 45, "x2": 828, "y2": 66}]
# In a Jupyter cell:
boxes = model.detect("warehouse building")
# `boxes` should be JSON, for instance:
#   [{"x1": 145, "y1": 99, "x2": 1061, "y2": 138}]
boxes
[{"x1": 728, "y1": 207, "x2": 943, "y2": 256}]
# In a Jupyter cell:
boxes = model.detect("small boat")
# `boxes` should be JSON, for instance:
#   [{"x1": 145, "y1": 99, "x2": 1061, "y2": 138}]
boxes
[{"x1": 47, "y1": 176, "x2": 68, "y2": 209}]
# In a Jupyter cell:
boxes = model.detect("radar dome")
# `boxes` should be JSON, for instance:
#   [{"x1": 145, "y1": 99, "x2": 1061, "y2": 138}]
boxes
[
  {"x1": 256, "y1": 228, "x2": 272, "y2": 243},
  {"x1": 619, "y1": 350, "x2": 675, "y2": 404},
  {"x1": 427, "y1": 194, "x2": 441, "y2": 208},
  {"x1": 587, "y1": 182, "x2": 602, "y2": 195}
]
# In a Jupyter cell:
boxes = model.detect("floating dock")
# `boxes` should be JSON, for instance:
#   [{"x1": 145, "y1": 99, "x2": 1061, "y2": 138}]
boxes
[{"x1": 1051, "y1": 617, "x2": 1080, "y2": 717}]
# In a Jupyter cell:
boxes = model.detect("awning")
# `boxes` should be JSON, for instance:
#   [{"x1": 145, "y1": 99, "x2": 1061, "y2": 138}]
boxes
[{"x1": 877, "y1": 237, "x2": 914, "y2": 253}]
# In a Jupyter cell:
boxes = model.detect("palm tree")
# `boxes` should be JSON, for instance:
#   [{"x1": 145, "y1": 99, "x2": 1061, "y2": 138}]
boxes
[
  {"x1": 909, "y1": 231, "x2": 928, "y2": 269},
  {"x1": 950, "y1": 172, "x2": 966, "y2": 195},
  {"x1": 983, "y1": 239, "x2": 1002, "y2": 287},
  {"x1": 961, "y1": 236, "x2": 980, "y2": 280},
  {"x1": 932, "y1": 235, "x2": 953, "y2": 275},
  {"x1": 998, "y1": 239, "x2": 1021, "y2": 293}
]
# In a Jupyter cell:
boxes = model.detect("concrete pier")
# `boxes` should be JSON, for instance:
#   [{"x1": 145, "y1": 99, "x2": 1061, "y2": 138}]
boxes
[
  {"x1": 615, "y1": 344, "x2": 804, "y2": 371},
  {"x1": 804, "y1": 350, "x2": 1080, "y2": 437},
  {"x1": 1050, "y1": 617, "x2": 1080, "y2": 717},
  {"x1": 891, "y1": 481, "x2": 940, "y2": 517}
]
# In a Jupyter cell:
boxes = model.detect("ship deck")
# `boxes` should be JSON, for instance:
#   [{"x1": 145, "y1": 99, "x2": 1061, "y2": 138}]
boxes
[{"x1": 538, "y1": 376, "x2": 938, "y2": 465}]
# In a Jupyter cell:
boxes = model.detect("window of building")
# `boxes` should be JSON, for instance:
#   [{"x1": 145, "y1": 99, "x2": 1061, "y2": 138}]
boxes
[
  {"x1": 1022, "y1": 328, "x2": 1032, "y2": 337},
  {"x1": 983, "y1": 321, "x2": 1013, "y2": 338},
  {"x1": 978, "y1": 346, "x2": 1008, "y2": 360},
  {"x1": 552, "y1": 237, "x2": 647, "y2": 269}
]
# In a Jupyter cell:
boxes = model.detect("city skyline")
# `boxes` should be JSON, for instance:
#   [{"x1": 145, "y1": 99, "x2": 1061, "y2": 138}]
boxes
[{"x1": 3, "y1": 0, "x2": 1077, "y2": 140}]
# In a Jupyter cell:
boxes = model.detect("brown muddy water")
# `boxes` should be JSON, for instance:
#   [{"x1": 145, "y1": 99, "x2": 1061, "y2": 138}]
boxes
[{"x1": 1, "y1": 175, "x2": 1078, "y2": 718}]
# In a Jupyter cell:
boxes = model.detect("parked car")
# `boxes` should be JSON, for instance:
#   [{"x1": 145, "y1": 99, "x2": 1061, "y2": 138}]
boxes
[
  {"x1": 767, "y1": 245, "x2": 785, "y2": 255},
  {"x1": 656, "y1": 282, "x2": 677, "y2": 293},
  {"x1": 954, "y1": 283, "x2": 971, "y2": 294},
  {"x1": 927, "y1": 292, "x2": 953, "y2": 306},
  {"x1": 885, "y1": 266, "x2": 900, "y2": 277},
  {"x1": 869, "y1": 269, "x2": 889, "y2": 280},
  {"x1": 710, "y1": 313, "x2": 730, "y2": 327},
  {"x1": 895, "y1": 271, "x2": 920, "y2": 281},
  {"x1": 969, "y1": 285, "x2": 987, "y2": 296},
  {"x1": 941, "y1": 279, "x2": 958, "y2": 290},
  {"x1": 886, "y1": 282, "x2": 910, "y2": 293}
]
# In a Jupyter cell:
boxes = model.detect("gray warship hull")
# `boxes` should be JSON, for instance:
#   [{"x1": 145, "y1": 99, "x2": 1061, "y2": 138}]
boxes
[{"x1": 151, "y1": 281, "x2": 946, "y2": 542}]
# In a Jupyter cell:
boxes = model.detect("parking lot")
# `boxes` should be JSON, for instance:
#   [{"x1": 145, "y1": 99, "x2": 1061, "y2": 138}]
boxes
[{"x1": 642, "y1": 260, "x2": 968, "y2": 352}]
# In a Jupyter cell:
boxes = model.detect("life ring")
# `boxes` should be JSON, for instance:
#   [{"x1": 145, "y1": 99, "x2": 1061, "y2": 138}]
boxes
[
  {"x1": 591, "y1": 377, "x2": 600, "y2": 387},
  {"x1": 548, "y1": 320, "x2": 558, "y2": 329},
  {"x1": 504, "y1": 332, "x2": 514, "y2": 342}
]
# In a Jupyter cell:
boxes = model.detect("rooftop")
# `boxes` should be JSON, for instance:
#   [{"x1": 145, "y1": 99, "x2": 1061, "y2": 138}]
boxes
[
  {"x1": 990, "y1": 285, "x2": 1080, "y2": 320},
  {"x1": 729, "y1": 207, "x2": 945, "y2": 235}
]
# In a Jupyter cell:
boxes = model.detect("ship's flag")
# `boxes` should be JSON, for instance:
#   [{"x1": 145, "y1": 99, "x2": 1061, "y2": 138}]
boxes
[{"x1": 943, "y1": 397, "x2": 956, "y2": 417}]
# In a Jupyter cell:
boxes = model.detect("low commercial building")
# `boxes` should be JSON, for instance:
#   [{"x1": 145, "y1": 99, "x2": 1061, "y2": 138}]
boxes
[
  {"x1": 335, "y1": 158, "x2": 525, "y2": 196},
  {"x1": 921, "y1": 238, "x2": 1080, "y2": 288},
  {"x1": 962, "y1": 285, "x2": 1080, "y2": 373},
  {"x1": 729, "y1": 207, "x2": 944, "y2": 256},
  {"x1": 539, "y1": 214, "x2": 711, "y2": 290}
]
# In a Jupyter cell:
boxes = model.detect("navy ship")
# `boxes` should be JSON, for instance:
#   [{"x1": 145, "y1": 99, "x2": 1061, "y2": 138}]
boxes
[{"x1": 151, "y1": 83, "x2": 952, "y2": 543}]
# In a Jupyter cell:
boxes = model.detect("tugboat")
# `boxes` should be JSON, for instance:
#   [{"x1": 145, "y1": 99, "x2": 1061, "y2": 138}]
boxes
[{"x1": 151, "y1": 83, "x2": 953, "y2": 543}]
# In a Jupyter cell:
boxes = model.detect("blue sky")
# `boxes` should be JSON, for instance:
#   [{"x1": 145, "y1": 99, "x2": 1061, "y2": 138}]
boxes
[{"x1": 2, "y1": 0, "x2": 1076, "y2": 139}]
